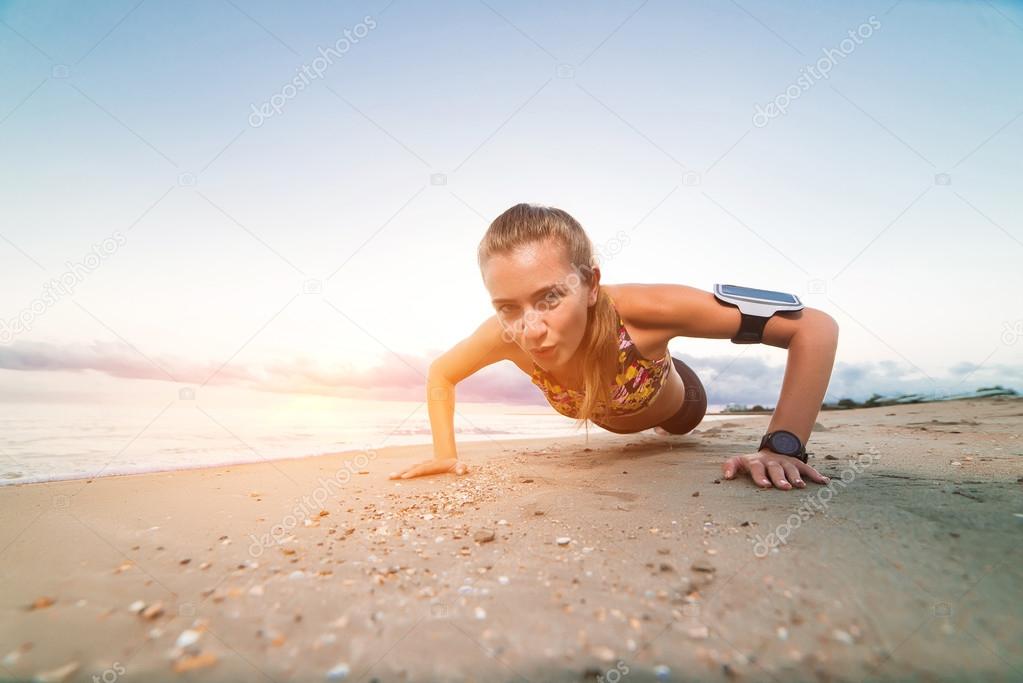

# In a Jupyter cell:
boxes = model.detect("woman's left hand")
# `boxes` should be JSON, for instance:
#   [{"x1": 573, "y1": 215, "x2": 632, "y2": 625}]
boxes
[{"x1": 722, "y1": 449, "x2": 830, "y2": 490}]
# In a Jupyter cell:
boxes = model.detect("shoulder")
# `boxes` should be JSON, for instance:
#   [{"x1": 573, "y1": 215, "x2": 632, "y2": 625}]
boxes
[
  {"x1": 602, "y1": 282, "x2": 838, "y2": 347},
  {"x1": 601, "y1": 283, "x2": 701, "y2": 329},
  {"x1": 601, "y1": 282, "x2": 738, "y2": 340}
]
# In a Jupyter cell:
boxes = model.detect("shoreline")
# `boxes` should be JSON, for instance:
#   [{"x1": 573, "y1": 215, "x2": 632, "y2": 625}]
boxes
[{"x1": 0, "y1": 413, "x2": 754, "y2": 490}]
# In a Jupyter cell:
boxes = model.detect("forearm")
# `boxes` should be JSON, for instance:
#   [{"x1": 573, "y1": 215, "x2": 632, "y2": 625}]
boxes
[
  {"x1": 427, "y1": 372, "x2": 458, "y2": 459},
  {"x1": 765, "y1": 321, "x2": 839, "y2": 446}
]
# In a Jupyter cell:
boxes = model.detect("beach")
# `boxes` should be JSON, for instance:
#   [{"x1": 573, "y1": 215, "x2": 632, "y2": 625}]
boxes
[{"x1": 2, "y1": 396, "x2": 1021, "y2": 682}]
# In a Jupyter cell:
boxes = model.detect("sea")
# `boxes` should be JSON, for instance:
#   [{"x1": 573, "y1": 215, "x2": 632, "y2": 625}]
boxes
[{"x1": 0, "y1": 383, "x2": 734, "y2": 486}]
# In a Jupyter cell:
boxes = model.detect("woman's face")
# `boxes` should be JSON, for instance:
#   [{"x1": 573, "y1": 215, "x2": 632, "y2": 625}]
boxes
[{"x1": 482, "y1": 240, "x2": 599, "y2": 371}]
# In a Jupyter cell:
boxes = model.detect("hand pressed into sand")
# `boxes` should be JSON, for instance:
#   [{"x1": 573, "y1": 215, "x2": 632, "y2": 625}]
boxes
[
  {"x1": 388, "y1": 458, "x2": 469, "y2": 480},
  {"x1": 721, "y1": 449, "x2": 830, "y2": 491}
]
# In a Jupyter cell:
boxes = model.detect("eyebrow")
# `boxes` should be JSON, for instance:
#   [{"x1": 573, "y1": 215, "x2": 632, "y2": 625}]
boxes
[{"x1": 491, "y1": 284, "x2": 559, "y2": 305}]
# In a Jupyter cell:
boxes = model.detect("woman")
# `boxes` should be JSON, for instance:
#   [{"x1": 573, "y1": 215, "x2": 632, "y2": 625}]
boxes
[{"x1": 390, "y1": 204, "x2": 838, "y2": 491}]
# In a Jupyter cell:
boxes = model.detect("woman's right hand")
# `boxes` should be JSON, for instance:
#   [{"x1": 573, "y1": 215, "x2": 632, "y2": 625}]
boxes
[{"x1": 388, "y1": 458, "x2": 469, "y2": 480}]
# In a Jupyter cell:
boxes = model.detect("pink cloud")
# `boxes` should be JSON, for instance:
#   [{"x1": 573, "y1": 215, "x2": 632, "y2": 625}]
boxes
[
  {"x1": 0, "y1": 339, "x2": 546, "y2": 405},
  {"x1": 7, "y1": 341, "x2": 1012, "y2": 407}
]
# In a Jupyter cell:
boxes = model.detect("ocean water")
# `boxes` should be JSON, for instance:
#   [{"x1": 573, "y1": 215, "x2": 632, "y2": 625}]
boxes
[{"x1": 0, "y1": 387, "x2": 734, "y2": 486}]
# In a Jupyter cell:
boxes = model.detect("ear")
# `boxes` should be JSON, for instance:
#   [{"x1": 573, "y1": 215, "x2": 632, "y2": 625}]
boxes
[{"x1": 587, "y1": 266, "x2": 601, "y2": 306}]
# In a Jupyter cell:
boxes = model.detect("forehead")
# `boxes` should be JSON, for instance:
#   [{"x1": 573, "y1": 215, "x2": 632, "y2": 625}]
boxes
[{"x1": 483, "y1": 241, "x2": 573, "y2": 298}]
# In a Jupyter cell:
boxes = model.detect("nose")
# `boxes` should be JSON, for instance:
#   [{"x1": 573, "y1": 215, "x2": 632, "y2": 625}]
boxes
[{"x1": 520, "y1": 308, "x2": 548, "y2": 343}]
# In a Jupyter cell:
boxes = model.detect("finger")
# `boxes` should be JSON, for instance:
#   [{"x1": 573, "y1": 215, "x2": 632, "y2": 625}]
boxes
[
  {"x1": 799, "y1": 461, "x2": 830, "y2": 484},
  {"x1": 766, "y1": 462, "x2": 791, "y2": 489},
  {"x1": 782, "y1": 462, "x2": 804, "y2": 488},
  {"x1": 722, "y1": 457, "x2": 739, "y2": 479},
  {"x1": 400, "y1": 464, "x2": 432, "y2": 479},
  {"x1": 749, "y1": 461, "x2": 771, "y2": 488}
]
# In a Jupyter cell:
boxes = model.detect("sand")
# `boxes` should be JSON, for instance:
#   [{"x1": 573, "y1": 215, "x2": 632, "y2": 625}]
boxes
[{"x1": 2, "y1": 397, "x2": 1022, "y2": 683}]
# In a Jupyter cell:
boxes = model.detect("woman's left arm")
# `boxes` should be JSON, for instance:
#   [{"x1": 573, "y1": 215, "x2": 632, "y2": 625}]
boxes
[
  {"x1": 721, "y1": 308, "x2": 839, "y2": 489},
  {"x1": 613, "y1": 283, "x2": 840, "y2": 490}
]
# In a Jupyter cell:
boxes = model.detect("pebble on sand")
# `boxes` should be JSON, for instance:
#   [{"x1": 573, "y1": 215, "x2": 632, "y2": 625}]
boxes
[
  {"x1": 172, "y1": 653, "x2": 217, "y2": 673},
  {"x1": 691, "y1": 559, "x2": 716, "y2": 573},
  {"x1": 2, "y1": 643, "x2": 32, "y2": 666},
  {"x1": 474, "y1": 528, "x2": 496, "y2": 543},
  {"x1": 28, "y1": 596, "x2": 55, "y2": 611},
  {"x1": 31, "y1": 661, "x2": 79, "y2": 682},
  {"x1": 141, "y1": 601, "x2": 165, "y2": 620},
  {"x1": 326, "y1": 662, "x2": 350, "y2": 680},
  {"x1": 556, "y1": 537, "x2": 571, "y2": 546},
  {"x1": 832, "y1": 628, "x2": 854, "y2": 645},
  {"x1": 175, "y1": 628, "x2": 201, "y2": 650}
]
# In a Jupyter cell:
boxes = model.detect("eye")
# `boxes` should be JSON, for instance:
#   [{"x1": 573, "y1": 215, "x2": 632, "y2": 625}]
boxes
[{"x1": 544, "y1": 287, "x2": 562, "y2": 300}]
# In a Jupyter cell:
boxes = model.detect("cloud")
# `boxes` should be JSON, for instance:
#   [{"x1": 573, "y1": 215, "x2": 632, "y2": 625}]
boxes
[
  {"x1": 1, "y1": 340, "x2": 1019, "y2": 406},
  {"x1": 675, "y1": 352, "x2": 1022, "y2": 406},
  {"x1": 820, "y1": 357, "x2": 1023, "y2": 402},
  {"x1": 0, "y1": 339, "x2": 546, "y2": 405}
]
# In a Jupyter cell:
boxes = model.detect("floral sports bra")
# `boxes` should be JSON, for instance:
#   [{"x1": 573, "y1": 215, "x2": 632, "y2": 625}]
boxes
[{"x1": 530, "y1": 294, "x2": 672, "y2": 423}]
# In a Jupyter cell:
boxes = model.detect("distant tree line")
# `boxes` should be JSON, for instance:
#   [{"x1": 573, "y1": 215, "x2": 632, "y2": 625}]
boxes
[{"x1": 721, "y1": 386, "x2": 1018, "y2": 413}]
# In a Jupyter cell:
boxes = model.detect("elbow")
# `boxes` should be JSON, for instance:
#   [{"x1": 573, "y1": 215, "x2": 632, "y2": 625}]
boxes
[
  {"x1": 427, "y1": 363, "x2": 456, "y2": 403},
  {"x1": 818, "y1": 312, "x2": 839, "y2": 340},
  {"x1": 427, "y1": 362, "x2": 454, "y2": 385},
  {"x1": 427, "y1": 361, "x2": 444, "y2": 381},
  {"x1": 793, "y1": 310, "x2": 839, "y2": 348},
  {"x1": 817, "y1": 313, "x2": 840, "y2": 349},
  {"x1": 827, "y1": 313, "x2": 840, "y2": 341}
]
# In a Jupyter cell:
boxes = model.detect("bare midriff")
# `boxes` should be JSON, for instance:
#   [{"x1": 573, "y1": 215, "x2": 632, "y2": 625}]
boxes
[{"x1": 593, "y1": 350, "x2": 686, "y2": 432}]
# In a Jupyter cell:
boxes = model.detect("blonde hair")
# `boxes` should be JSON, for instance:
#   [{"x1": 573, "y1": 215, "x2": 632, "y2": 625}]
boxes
[{"x1": 478, "y1": 203, "x2": 619, "y2": 427}]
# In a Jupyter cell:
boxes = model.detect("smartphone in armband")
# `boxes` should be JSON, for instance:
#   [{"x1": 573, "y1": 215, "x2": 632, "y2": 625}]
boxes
[{"x1": 713, "y1": 283, "x2": 804, "y2": 344}]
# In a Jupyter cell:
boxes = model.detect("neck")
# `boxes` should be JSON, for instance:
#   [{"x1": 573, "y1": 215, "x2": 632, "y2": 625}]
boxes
[{"x1": 549, "y1": 352, "x2": 585, "y2": 389}]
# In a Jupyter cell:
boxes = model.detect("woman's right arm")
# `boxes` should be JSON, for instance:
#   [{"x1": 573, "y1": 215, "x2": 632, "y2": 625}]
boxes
[{"x1": 388, "y1": 315, "x2": 513, "y2": 480}]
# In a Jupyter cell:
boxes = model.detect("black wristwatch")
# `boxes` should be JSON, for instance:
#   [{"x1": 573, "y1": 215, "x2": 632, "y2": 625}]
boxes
[{"x1": 759, "y1": 430, "x2": 808, "y2": 463}]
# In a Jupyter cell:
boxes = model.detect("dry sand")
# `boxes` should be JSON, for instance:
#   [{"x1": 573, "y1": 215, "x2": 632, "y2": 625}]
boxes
[{"x1": 2, "y1": 397, "x2": 1022, "y2": 683}]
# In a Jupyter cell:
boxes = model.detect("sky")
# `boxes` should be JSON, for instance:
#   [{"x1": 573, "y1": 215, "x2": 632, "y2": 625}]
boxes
[{"x1": 1, "y1": 0, "x2": 1021, "y2": 410}]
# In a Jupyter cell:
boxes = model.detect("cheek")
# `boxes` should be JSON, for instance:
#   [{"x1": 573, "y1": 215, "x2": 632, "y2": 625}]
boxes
[{"x1": 554, "y1": 304, "x2": 587, "y2": 343}]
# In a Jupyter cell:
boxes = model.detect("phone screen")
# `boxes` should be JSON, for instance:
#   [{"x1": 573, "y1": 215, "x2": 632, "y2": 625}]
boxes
[{"x1": 721, "y1": 284, "x2": 799, "y2": 304}]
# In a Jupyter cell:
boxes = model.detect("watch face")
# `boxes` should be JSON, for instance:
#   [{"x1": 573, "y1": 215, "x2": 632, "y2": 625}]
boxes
[{"x1": 770, "y1": 431, "x2": 800, "y2": 455}]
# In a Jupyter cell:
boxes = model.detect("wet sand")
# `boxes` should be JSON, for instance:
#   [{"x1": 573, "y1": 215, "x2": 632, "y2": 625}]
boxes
[{"x1": 2, "y1": 396, "x2": 1022, "y2": 682}]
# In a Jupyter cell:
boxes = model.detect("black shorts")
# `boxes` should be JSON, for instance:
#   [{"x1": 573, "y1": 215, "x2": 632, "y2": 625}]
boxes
[
  {"x1": 658, "y1": 355, "x2": 708, "y2": 434},
  {"x1": 597, "y1": 356, "x2": 707, "y2": 435}
]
